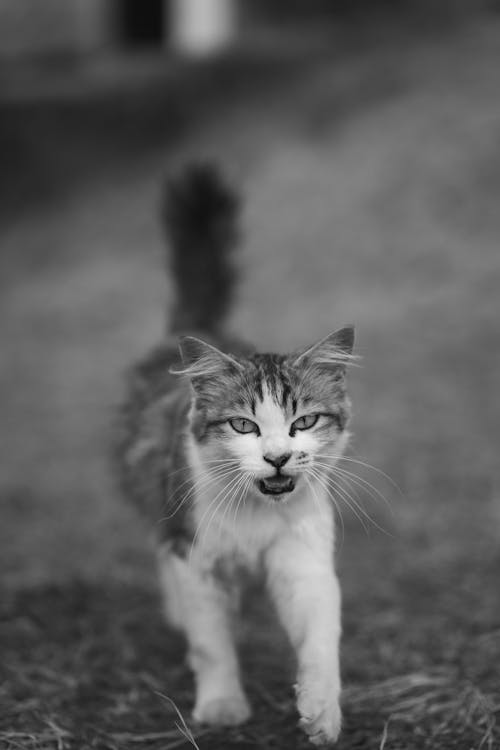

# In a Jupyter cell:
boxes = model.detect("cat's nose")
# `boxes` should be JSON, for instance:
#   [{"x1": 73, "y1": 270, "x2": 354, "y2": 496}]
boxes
[{"x1": 263, "y1": 453, "x2": 291, "y2": 470}]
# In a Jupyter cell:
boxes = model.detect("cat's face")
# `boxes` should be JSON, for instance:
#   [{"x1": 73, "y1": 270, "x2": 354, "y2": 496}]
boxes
[{"x1": 177, "y1": 327, "x2": 354, "y2": 501}]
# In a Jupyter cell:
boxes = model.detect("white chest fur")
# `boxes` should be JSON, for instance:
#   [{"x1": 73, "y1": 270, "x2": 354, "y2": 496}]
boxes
[{"x1": 190, "y1": 465, "x2": 336, "y2": 573}]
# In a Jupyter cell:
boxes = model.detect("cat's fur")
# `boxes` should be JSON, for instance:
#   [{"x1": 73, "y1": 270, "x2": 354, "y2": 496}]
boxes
[{"x1": 115, "y1": 164, "x2": 356, "y2": 746}]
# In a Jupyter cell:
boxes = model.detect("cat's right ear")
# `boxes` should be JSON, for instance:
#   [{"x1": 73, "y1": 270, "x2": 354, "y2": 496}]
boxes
[{"x1": 170, "y1": 336, "x2": 243, "y2": 385}]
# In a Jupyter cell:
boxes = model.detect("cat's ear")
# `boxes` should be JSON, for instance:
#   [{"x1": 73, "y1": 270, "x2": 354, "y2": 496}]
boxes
[
  {"x1": 291, "y1": 326, "x2": 356, "y2": 371},
  {"x1": 170, "y1": 336, "x2": 243, "y2": 383}
]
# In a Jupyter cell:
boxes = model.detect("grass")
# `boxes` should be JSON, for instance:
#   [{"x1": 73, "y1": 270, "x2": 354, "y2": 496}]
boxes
[
  {"x1": 2, "y1": 572, "x2": 499, "y2": 748},
  {"x1": 1, "y1": 9, "x2": 500, "y2": 750}
]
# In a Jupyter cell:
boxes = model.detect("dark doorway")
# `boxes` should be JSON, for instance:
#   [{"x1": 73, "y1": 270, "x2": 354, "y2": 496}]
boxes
[{"x1": 121, "y1": 0, "x2": 165, "y2": 46}]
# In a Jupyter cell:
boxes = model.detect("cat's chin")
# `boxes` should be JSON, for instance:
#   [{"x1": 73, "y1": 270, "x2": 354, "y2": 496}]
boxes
[{"x1": 256, "y1": 475, "x2": 296, "y2": 499}]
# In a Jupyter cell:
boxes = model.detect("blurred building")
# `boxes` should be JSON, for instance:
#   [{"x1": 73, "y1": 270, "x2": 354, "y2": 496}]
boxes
[
  {"x1": 0, "y1": 0, "x2": 485, "y2": 62},
  {"x1": 0, "y1": 0, "x2": 236, "y2": 59}
]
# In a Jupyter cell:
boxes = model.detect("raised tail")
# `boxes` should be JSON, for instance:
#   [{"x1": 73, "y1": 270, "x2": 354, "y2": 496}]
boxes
[{"x1": 163, "y1": 162, "x2": 240, "y2": 336}]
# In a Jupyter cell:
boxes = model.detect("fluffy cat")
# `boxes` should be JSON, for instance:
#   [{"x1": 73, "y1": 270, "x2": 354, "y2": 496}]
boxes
[{"x1": 115, "y1": 164, "x2": 356, "y2": 746}]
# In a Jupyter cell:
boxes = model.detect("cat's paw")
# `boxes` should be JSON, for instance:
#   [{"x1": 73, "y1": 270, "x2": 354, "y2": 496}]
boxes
[
  {"x1": 296, "y1": 680, "x2": 341, "y2": 746},
  {"x1": 193, "y1": 694, "x2": 251, "y2": 727}
]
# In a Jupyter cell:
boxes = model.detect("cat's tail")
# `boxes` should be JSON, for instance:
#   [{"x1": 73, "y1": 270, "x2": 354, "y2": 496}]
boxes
[{"x1": 162, "y1": 162, "x2": 240, "y2": 336}]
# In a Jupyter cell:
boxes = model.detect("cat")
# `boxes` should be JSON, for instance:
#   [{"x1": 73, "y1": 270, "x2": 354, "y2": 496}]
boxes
[{"x1": 115, "y1": 163, "x2": 356, "y2": 747}]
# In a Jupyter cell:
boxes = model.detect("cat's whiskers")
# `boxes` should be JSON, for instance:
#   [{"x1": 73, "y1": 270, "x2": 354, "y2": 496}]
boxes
[
  {"x1": 231, "y1": 474, "x2": 254, "y2": 536},
  {"x1": 306, "y1": 468, "x2": 346, "y2": 546},
  {"x1": 314, "y1": 454, "x2": 402, "y2": 496},
  {"x1": 230, "y1": 473, "x2": 253, "y2": 530},
  {"x1": 168, "y1": 458, "x2": 240, "y2": 498},
  {"x1": 189, "y1": 471, "x2": 245, "y2": 560},
  {"x1": 303, "y1": 473, "x2": 329, "y2": 527},
  {"x1": 314, "y1": 459, "x2": 394, "y2": 514},
  {"x1": 172, "y1": 462, "x2": 240, "y2": 504},
  {"x1": 332, "y1": 466, "x2": 394, "y2": 514},
  {"x1": 231, "y1": 473, "x2": 252, "y2": 526},
  {"x1": 318, "y1": 469, "x2": 372, "y2": 534},
  {"x1": 191, "y1": 470, "x2": 243, "y2": 544},
  {"x1": 312, "y1": 463, "x2": 392, "y2": 536},
  {"x1": 163, "y1": 457, "x2": 241, "y2": 482},
  {"x1": 309, "y1": 464, "x2": 373, "y2": 534},
  {"x1": 163, "y1": 470, "x2": 238, "y2": 526},
  {"x1": 306, "y1": 466, "x2": 347, "y2": 540},
  {"x1": 159, "y1": 463, "x2": 241, "y2": 522},
  {"x1": 202, "y1": 472, "x2": 248, "y2": 553},
  {"x1": 216, "y1": 472, "x2": 250, "y2": 546}
]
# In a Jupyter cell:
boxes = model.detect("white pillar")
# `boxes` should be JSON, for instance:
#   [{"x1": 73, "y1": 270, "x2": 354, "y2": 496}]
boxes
[{"x1": 170, "y1": 0, "x2": 236, "y2": 56}]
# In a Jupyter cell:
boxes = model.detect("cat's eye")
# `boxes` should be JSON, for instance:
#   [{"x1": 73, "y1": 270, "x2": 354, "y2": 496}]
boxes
[
  {"x1": 229, "y1": 417, "x2": 260, "y2": 435},
  {"x1": 290, "y1": 414, "x2": 319, "y2": 434}
]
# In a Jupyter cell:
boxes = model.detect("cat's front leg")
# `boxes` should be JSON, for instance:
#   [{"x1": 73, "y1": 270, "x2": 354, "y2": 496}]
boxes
[
  {"x1": 266, "y1": 536, "x2": 342, "y2": 746},
  {"x1": 158, "y1": 545, "x2": 251, "y2": 727}
]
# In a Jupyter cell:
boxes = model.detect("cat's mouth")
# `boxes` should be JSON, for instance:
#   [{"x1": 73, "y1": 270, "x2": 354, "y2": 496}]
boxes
[{"x1": 257, "y1": 474, "x2": 296, "y2": 497}]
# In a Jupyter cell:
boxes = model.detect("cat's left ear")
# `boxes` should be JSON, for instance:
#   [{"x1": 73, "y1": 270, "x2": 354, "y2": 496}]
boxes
[
  {"x1": 291, "y1": 325, "x2": 356, "y2": 371},
  {"x1": 170, "y1": 336, "x2": 244, "y2": 383}
]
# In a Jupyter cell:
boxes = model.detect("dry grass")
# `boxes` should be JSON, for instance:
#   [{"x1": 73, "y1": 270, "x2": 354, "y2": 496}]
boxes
[{"x1": 1, "y1": 560, "x2": 499, "y2": 749}]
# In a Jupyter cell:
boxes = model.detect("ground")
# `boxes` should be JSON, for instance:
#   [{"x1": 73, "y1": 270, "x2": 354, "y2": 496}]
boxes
[{"x1": 1, "y1": 10, "x2": 500, "y2": 750}]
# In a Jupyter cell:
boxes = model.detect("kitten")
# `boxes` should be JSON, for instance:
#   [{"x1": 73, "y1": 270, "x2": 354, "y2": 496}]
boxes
[{"x1": 115, "y1": 164, "x2": 355, "y2": 746}]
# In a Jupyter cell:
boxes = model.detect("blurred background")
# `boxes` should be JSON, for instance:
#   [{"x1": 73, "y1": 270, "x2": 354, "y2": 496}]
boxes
[{"x1": 1, "y1": 2, "x2": 500, "y2": 749}]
